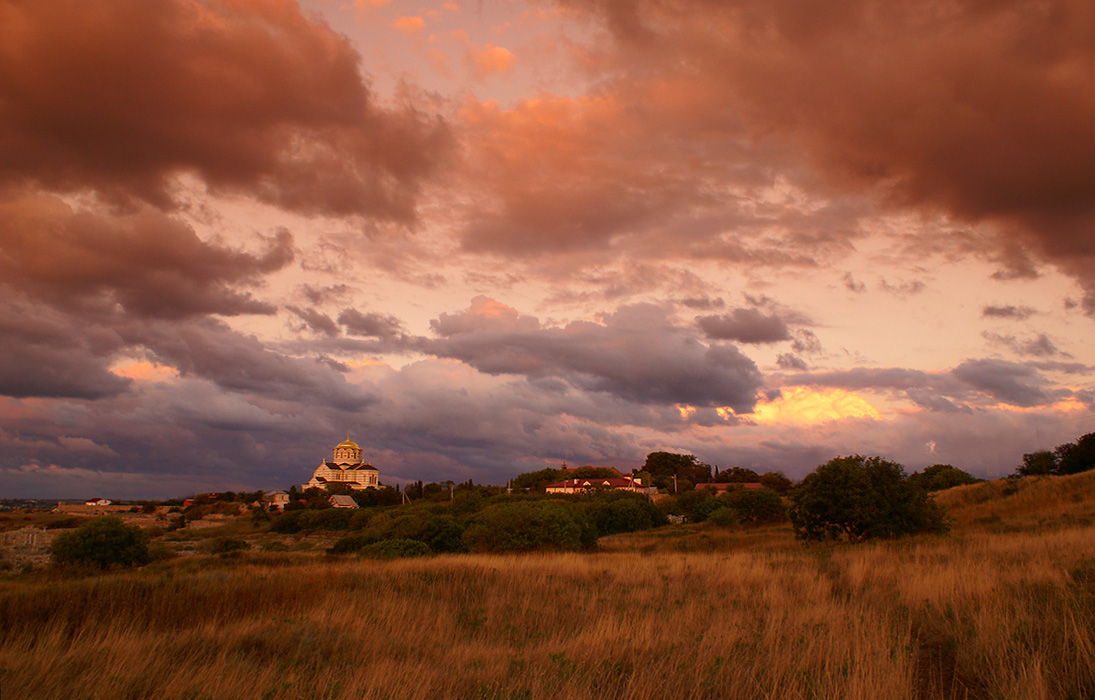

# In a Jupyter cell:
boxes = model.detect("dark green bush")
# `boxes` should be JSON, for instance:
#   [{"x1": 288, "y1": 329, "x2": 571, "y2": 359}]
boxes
[
  {"x1": 50, "y1": 516, "x2": 149, "y2": 569},
  {"x1": 722, "y1": 487, "x2": 787, "y2": 526},
  {"x1": 790, "y1": 455, "x2": 949, "y2": 542},
  {"x1": 463, "y1": 501, "x2": 595, "y2": 553},
  {"x1": 357, "y1": 539, "x2": 431, "y2": 560},
  {"x1": 587, "y1": 494, "x2": 667, "y2": 535},
  {"x1": 206, "y1": 536, "x2": 250, "y2": 555}
]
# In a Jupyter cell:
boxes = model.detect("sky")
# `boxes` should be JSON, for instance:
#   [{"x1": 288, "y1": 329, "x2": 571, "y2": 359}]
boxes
[{"x1": 1, "y1": 0, "x2": 1093, "y2": 499}]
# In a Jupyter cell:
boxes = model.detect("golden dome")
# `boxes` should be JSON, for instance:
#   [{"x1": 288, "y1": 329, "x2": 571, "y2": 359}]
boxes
[{"x1": 336, "y1": 436, "x2": 360, "y2": 450}]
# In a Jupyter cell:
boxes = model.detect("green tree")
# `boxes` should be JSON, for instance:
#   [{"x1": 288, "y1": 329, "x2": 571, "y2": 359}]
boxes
[
  {"x1": 789, "y1": 455, "x2": 948, "y2": 542},
  {"x1": 50, "y1": 516, "x2": 150, "y2": 569},
  {"x1": 723, "y1": 487, "x2": 787, "y2": 525},
  {"x1": 713, "y1": 466, "x2": 761, "y2": 484},
  {"x1": 1055, "y1": 433, "x2": 1095, "y2": 475},
  {"x1": 759, "y1": 471, "x2": 793, "y2": 494},
  {"x1": 643, "y1": 452, "x2": 711, "y2": 490},
  {"x1": 463, "y1": 501, "x2": 595, "y2": 553},
  {"x1": 908, "y1": 464, "x2": 981, "y2": 491},
  {"x1": 1018, "y1": 450, "x2": 1057, "y2": 476}
]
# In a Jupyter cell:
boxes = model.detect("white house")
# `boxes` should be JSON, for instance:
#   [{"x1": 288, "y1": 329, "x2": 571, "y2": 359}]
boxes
[{"x1": 545, "y1": 476, "x2": 655, "y2": 495}]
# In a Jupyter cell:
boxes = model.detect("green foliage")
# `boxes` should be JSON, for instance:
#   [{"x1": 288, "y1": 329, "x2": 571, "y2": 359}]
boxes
[
  {"x1": 463, "y1": 501, "x2": 595, "y2": 553},
  {"x1": 706, "y1": 507, "x2": 740, "y2": 528},
  {"x1": 643, "y1": 452, "x2": 711, "y2": 490},
  {"x1": 585, "y1": 493, "x2": 667, "y2": 535},
  {"x1": 759, "y1": 471, "x2": 793, "y2": 494},
  {"x1": 379, "y1": 512, "x2": 466, "y2": 552},
  {"x1": 713, "y1": 466, "x2": 761, "y2": 483},
  {"x1": 789, "y1": 455, "x2": 949, "y2": 542},
  {"x1": 357, "y1": 539, "x2": 432, "y2": 560},
  {"x1": 50, "y1": 516, "x2": 150, "y2": 569},
  {"x1": 909, "y1": 464, "x2": 981, "y2": 491},
  {"x1": 206, "y1": 536, "x2": 250, "y2": 555},
  {"x1": 1016, "y1": 433, "x2": 1095, "y2": 477},
  {"x1": 722, "y1": 487, "x2": 787, "y2": 525},
  {"x1": 270, "y1": 508, "x2": 353, "y2": 534}
]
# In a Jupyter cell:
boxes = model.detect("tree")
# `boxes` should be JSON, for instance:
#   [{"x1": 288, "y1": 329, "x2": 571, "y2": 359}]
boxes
[
  {"x1": 1018, "y1": 450, "x2": 1057, "y2": 476},
  {"x1": 643, "y1": 452, "x2": 712, "y2": 490},
  {"x1": 51, "y1": 516, "x2": 150, "y2": 569},
  {"x1": 789, "y1": 455, "x2": 948, "y2": 542},
  {"x1": 759, "y1": 471, "x2": 793, "y2": 494},
  {"x1": 1055, "y1": 433, "x2": 1095, "y2": 475},
  {"x1": 713, "y1": 466, "x2": 761, "y2": 484},
  {"x1": 908, "y1": 464, "x2": 981, "y2": 492},
  {"x1": 723, "y1": 487, "x2": 787, "y2": 525},
  {"x1": 462, "y1": 501, "x2": 595, "y2": 553}
]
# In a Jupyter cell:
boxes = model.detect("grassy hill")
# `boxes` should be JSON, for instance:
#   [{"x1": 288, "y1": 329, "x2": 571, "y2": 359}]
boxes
[{"x1": 1, "y1": 475, "x2": 1093, "y2": 700}]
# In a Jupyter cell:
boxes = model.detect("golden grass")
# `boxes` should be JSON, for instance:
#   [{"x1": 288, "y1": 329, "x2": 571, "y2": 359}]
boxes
[
  {"x1": 2, "y1": 519, "x2": 1093, "y2": 700},
  {"x1": 934, "y1": 471, "x2": 1095, "y2": 531}
]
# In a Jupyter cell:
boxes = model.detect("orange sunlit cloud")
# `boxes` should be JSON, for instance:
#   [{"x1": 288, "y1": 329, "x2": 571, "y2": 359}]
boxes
[
  {"x1": 752, "y1": 387, "x2": 882, "y2": 426},
  {"x1": 391, "y1": 16, "x2": 426, "y2": 35},
  {"x1": 110, "y1": 361, "x2": 180, "y2": 382}
]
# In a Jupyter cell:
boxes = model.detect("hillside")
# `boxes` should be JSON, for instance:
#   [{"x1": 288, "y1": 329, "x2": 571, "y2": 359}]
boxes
[{"x1": 933, "y1": 470, "x2": 1095, "y2": 531}]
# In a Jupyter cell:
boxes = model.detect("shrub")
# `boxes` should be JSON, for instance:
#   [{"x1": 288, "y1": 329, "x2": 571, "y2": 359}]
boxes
[
  {"x1": 206, "y1": 536, "x2": 250, "y2": 555},
  {"x1": 463, "y1": 501, "x2": 595, "y2": 553},
  {"x1": 723, "y1": 487, "x2": 787, "y2": 525},
  {"x1": 357, "y1": 539, "x2": 431, "y2": 560},
  {"x1": 329, "y1": 533, "x2": 380, "y2": 554},
  {"x1": 50, "y1": 516, "x2": 149, "y2": 569},
  {"x1": 706, "y1": 507, "x2": 740, "y2": 528},
  {"x1": 789, "y1": 455, "x2": 949, "y2": 542},
  {"x1": 586, "y1": 494, "x2": 667, "y2": 535},
  {"x1": 908, "y1": 464, "x2": 981, "y2": 491}
]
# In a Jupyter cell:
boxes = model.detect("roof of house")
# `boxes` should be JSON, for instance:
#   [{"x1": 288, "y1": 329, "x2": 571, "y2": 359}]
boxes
[
  {"x1": 322, "y1": 461, "x2": 377, "y2": 471},
  {"x1": 329, "y1": 495, "x2": 358, "y2": 508},
  {"x1": 545, "y1": 477, "x2": 643, "y2": 489}
]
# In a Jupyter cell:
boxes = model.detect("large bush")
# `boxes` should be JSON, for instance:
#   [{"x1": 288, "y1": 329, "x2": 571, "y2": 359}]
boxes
[
  {"x1": 586, "y1": 493, "x2": 667, "y2": 535},
  {"x1": 789, "y1": 455, "x2": 948, "y2": 542},
  {"x1": 723, "y1": 487, "x2": 787, "y2": 525},
  {"x1": 908, "y1": 464, "x2": 981, "y2": 491},
  {"x1": 463, "y1": 501, "x2": 595, "y2": 553},
  {"x1": 50, "y1": 516, "x2": 150, "y2": 569}
]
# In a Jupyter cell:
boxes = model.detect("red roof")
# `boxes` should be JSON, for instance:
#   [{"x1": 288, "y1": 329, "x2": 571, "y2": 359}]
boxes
[{"x1": 546, "y1": 477, "x2": 643, "y2": 489}]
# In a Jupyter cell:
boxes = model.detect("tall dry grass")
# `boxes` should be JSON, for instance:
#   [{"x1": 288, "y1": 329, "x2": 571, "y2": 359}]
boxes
[{"x1": 1, "y1": 519, "x2": 1093, "y2": 700}]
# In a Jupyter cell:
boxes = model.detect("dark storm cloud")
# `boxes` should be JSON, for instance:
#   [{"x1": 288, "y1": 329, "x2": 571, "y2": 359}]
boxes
[
  {"x1": 0, "y1": 193, "x2": 292, "y2": 318},
  {"x1": 983, "y1": 332, "x2": 1064, "y2": 358},
  {"x1": 337, "y1": 308, "x2": 406, "y2": 338},
  {"x1": 950, "y1": 358, "x2": 1060, "y2": 407},
  {"x1": 135, "y1": 318, "x2": 375, "y2": 411},
  {"x1": 0, "y1": 299, "x2": 130, "y2": 399},
  {"x1": 287, "y1": 306, "x2": 341, "y2": 337},
  {"x1": 776, "y1": 354, "x2": 808, "y2": 370},
  {"x1": 791, "y1": 359, "x2": 1065, "y2": 410},
  {"x1": 0, "y1": 0, "x2": 447, "y2": 219},
  {"x1": 551, "y1": 0, "x2": 1095, "y2": 309},
  {"x1": 697, "y1": 308, "x2": 791, "y2": 343},
  {"x1": 982, "y1": 305, "x2": 1036, "y2": 320},
  {"x1": 426, "y1": 299, "x2": 763, "y2": 411}
]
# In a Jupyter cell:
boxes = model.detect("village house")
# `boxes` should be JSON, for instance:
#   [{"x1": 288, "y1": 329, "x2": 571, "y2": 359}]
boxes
[
  {"x1": 329, "y1": 495, "x2": 358, "y2": 509},
  {"x1": 304, "y1": 437, "x2": 380, "y2": 491},
  {"x1": 264, "y1": 490, "x2": 290, "y2": 509},
  {"x1": 545, "y1": 476, "x2": 656, "y2": 495}
]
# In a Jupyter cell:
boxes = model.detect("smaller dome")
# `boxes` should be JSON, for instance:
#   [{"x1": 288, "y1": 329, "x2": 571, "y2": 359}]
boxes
[{"x1": 336, "y1": 438, "x2": 360, "y2": 450}]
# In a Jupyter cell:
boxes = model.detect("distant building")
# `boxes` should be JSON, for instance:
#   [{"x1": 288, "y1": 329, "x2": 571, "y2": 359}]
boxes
[
  {"x1": 545, "y1": 476, "x2": 655, "y2": 495},
  {"x1": 84, "y1": 498, "x2": 112, "y2": 506},
  {"x1": 329, "y1": 494, "x2": 358, "y2": 509},
  {"x1": 304, "y1": 437, "x2": 380, "y2": 491},
  {"x1": 264, "y1": 490, "x2": 290, "y2": 509}
]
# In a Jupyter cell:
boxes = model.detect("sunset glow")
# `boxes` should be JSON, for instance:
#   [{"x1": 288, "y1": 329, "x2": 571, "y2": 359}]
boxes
[{"x1": 0, "y1": 0, "x2": 1091, "y2": 498}]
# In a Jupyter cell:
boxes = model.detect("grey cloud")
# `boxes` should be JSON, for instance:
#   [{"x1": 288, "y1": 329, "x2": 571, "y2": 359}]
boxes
[
  {"x1": 776, "y1": 353, "x2": 808, "y2": 370},
  {"x1": 698, "y1": 308, "x2": 791, "y2": 343},
  {"x1": 428, "y1": 301, "x2": 764, "y2": 411},
  {"x1": 951, "y1": 358, "x2": 1059, "y2": 408},
  {"x1": 338, "y1": 308, "x2": 405, "y2": 338},
  {"x1": 287, "y1": 306, "x2": 341, "y2": 337},
  {"x1": 982, "y1": 304, "x2": 1036, "y2": 320}
]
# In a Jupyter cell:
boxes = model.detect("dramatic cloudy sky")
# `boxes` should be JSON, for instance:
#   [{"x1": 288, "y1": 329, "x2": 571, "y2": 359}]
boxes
[{"x1": 2, "y1": 0, "x2": 1092, "y2": 498}]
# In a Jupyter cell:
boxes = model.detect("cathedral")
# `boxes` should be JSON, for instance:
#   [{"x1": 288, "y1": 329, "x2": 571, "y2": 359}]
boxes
[{"x1": 304, "y1": 437, "x2": 380, "y2": 491}]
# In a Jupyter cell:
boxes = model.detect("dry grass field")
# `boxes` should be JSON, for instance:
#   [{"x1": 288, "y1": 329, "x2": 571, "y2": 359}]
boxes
[{"x1": 1, "y1": 473, "x2": 1094, "y2": 700}]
